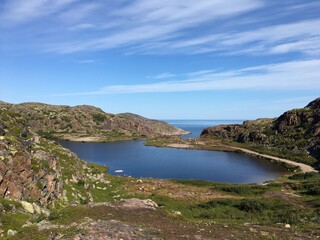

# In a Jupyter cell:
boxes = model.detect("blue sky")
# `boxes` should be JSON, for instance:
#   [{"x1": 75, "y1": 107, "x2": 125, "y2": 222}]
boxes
[{"x1": 1, "y1": 0, "x2": 319, "y2": 119}]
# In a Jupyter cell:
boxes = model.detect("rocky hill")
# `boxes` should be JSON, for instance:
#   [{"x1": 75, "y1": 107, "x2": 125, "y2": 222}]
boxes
[
  {"x1": 0, "y1": 102, "x2": 188, "y2": 142},
  {"x1": 0, "y1": 106, "x2": 112, "y2": 208},
  {"x1": 201, "y1": 98, "x2": 320, "y2": 168}
]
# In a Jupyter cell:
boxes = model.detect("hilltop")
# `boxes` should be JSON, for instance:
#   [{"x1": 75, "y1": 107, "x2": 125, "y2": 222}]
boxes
[
  {"x1": 201, "y1": 98, "x2": 320, "y2": 168},
  {"x1": 0, "y1": 101, "x2": 188, "y2": 142}
]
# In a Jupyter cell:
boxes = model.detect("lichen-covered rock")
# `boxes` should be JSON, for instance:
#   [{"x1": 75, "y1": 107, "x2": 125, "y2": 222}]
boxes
[
  {"x1": 119, "y1": 198, "x2": 158, "y2": 210},
  {"x1": 21, "y1": 201, "x2": 35, "y2": 214},
  {"x1": 7, "y1": 229, "x2": 17, "y2": 237}
]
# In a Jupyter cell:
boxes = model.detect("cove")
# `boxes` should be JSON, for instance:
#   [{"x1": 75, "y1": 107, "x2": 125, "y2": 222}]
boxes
[{"x1": 58, "y1": 140, "x2": 287, "y2": 184}]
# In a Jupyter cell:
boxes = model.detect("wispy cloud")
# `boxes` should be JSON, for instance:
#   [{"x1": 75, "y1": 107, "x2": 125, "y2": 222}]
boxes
[
  {"x1": 148, "y1": 72, "x2": 176, "y2": 79},
  {"x1": 77, "y1": 59, "x2": 97, "y2": 64},
  {"x1": 0, "y1": 0, "x2": 79, "y2": 25},
  {"x1": 1, "y1": 0, "x2": 320, "y2": 58},
  {"x1": 52, "y1": 59, "x2": 320, "y2": 96},
  {"x1": 41, "y1": 0, "x2": 264, "y2": 53},
  {"x1": 139, "y1": 19, "x2": 320, "y2": 56}
]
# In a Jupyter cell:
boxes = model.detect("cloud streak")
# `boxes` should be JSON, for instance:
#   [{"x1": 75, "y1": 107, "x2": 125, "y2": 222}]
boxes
[{"x1": 52, "y1": 59, "x2": 320, "y2": 96}]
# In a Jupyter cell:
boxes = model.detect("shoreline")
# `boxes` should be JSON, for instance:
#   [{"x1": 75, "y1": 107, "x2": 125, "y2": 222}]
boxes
[{"x1": 165, "y1": 142, "x2": 317, "y2": 173}]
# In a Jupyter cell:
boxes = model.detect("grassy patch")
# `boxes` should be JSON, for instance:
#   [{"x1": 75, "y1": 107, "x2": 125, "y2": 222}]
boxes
[
  {"x1": 172, "y1": 180, "x2": 278, "y2": 196},
  {"x1": 0, "y1": 212, "x2": 30, "y2": 232}
]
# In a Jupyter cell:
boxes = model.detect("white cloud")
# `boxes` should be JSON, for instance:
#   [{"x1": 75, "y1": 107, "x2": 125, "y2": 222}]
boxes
[{"x1": 52, "y1": 59, "x2": 320, "y2": 96}]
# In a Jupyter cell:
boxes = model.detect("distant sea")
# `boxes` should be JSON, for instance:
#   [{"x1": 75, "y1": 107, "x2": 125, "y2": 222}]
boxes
[{"x1": 165, "y1": 120, "x2": 244, "y2": 139}]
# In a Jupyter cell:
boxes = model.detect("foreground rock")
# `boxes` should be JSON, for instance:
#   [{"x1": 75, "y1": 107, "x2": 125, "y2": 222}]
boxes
[
  {"x1": 72, "y1": 218, "x2": 160, "y2": 240},
  {"x1": 119, "y1": 198, "x2": 158, "y2": 210},
  {"x1": 0, "y1": 106, "x2": 109, "y2": 207}
]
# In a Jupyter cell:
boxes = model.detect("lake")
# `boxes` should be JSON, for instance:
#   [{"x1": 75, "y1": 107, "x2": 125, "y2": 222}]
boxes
[{"x1": 58, "y1": 119, "x2": 287, "y2": 184}]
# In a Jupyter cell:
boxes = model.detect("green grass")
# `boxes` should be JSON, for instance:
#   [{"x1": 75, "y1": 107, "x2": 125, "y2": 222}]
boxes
[
  {"x1": 0, "y1": 212, "x2": 30, "y2": 232},
  {"x1": 172, "y1": 180, "x2": 279, "y2": 196}
]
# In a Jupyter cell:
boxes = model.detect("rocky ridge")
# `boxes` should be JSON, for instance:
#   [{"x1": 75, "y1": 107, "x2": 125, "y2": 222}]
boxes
[
  {"x1": 201, "y1": 98, "x2": 320, "y2": 167},
  {"x1": 0, "y1": 101, "x2": 188, "y2": 142}
]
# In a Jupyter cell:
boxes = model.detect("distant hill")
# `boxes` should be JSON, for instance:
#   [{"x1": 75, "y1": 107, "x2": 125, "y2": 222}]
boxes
[
  {"x1": 0, "y1": 101, "x2": 188, "y2": 142},
  {"x1": 201, "y1": 98, "x2": 320, "y2": 168}
]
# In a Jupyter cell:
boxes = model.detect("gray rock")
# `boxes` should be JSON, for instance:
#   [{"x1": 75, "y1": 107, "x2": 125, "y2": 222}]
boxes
[
  {"x1": 0, "y1": 125, "x2": 5, "y2": 136},
  {"x1": 119, "y1": 198, "x2": 158, "y2": 210},
  {"x1": 7, "y1": 229, "x2": 17, "y2": 237}
]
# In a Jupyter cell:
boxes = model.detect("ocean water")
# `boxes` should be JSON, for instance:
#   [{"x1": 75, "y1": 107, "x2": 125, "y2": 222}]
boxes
[{"x1": 166, "y1": 119, "x2": 244, "y2": 139}]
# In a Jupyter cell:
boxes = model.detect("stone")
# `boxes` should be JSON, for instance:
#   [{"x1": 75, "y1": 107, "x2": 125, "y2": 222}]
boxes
[
  {"x1": 7, "y1": 229, "x2": 17, "y2": 237},
  {"x1": 41, "y1": 208, "x2": 50, "y2": 217},
  {"x1": 21, "y1": 201, "x2": 35, "y2": 214},
  {"x1": 285, "y1": 224, "x2": 291, "y2": 228},
  {"x1": 20, "y1": 128, "x2": 29, "y2": 138},
  {"x1": 32, "y1": 203, "x2": 42, "y2": 215},
  {"x1": 172, "y1": 211, "x2": 182, "y2": 216},
  {"x1": 0, "y1": 125, "x2": 5, "y2": 136},
  {"x1": 119, "y1": 198, "x2": 158, "y2": 210}
]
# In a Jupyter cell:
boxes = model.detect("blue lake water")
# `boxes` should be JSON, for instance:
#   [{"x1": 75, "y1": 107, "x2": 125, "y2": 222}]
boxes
[{"x1": 58, "y1": 120, "x2": 287, "y2": 184}]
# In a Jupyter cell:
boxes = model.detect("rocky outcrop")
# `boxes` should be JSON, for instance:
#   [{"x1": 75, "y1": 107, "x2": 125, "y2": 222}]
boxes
[
  {"x1": 0, "y1": 106, "x2": 108, "y2": 208},
  {"x1": 201, "y1": 98, "x2": 320, "y2": 167},
  {"x1": 0, "y1": 109, "x2": 64, "y2": 205},
  {"x1": 0, "y1": 102, "x2": 188, "y2": 141}
]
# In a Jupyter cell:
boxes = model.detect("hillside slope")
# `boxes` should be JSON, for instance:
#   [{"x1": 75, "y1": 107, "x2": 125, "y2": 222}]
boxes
[
  {"x1": 201, "y1": 98, "x2": 320, "y2": 167},
  {"x1": 0, "y1": 102, "x2": 188, "y2": 142}
]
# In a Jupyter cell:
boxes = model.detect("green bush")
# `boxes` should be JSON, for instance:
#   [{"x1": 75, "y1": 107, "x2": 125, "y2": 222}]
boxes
[
  {"x1": 237, "y1": 200, "x2": 266, "y2": 212},
  {"x1": 305, "y1": 186, "x2": 320, "y2": 196},
  {"x1": 289, "y1": 172, "x2": 320, "y2": 180},
  {"x1": 92, "y1": 113, "x2": 106, "y2": 123}
]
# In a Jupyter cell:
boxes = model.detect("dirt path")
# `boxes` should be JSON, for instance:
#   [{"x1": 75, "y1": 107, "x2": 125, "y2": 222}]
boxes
[
  {"x1": 166, "y1": 142, "x2": 317, "y2": 173},
  {"x1": 228, "y1": 146, "x2": 317, "y2": 173}
]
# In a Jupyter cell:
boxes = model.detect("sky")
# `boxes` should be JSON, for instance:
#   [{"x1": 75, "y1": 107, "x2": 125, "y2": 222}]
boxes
[{"x1": 1, "y1": 0, "x2": 320, "y2": 120}]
